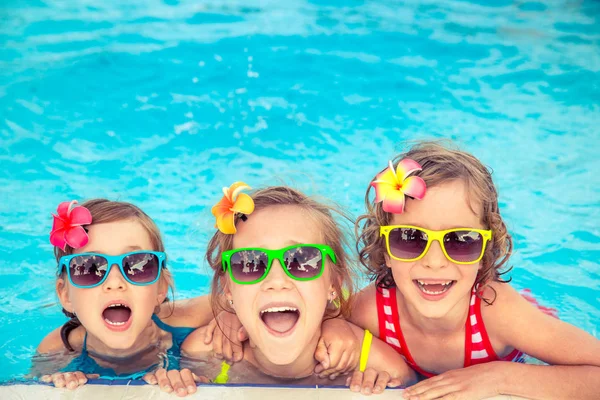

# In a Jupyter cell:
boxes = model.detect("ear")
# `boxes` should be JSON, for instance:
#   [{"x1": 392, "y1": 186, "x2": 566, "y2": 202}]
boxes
[
  {"x1": 221, "y1": 275, "x2": 233, "y2": 303},
  {"x1": 56, "y1": 277, "x2": 73, "y2": 313},
  {"x1": 157, "y1": 278, "x2": 168, "y2": 304}
]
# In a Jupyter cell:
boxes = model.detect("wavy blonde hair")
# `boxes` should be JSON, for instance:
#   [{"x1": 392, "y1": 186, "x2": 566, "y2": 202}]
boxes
[
  {"x1": 206, "y1": 186, "x2": 356, "y2": 320},
  {"x1": 356, "y1": 141, "x2": 512, "y2": 303},
  {"x1": 54, "y1": 199, "x2": 174, "y2": 350}
]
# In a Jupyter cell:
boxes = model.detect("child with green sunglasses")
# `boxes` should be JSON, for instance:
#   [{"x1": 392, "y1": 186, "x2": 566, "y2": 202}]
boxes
[
  {"x1": 349, "y1": 141, "x2": 600, "y2": 399},
  {"x1": 145, "y1": 185, "x2": 416, "y2": 396}
]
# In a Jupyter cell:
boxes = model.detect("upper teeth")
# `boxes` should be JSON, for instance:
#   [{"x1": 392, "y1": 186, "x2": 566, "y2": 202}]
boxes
[
  {"x1": 108, "y1": 303, "x2": 126, "y2": 308},
  {"x1": 417, "y1": 280, "x2": 452, "y2": 286},
  {"x1": 260, "y1": 307, "x2": 298, "y2": 314}
]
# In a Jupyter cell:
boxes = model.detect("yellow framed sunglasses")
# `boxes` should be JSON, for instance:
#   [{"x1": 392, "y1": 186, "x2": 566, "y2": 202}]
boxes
[{"x1": 379, "y1": 225, "x2": 492, "y2": 265}]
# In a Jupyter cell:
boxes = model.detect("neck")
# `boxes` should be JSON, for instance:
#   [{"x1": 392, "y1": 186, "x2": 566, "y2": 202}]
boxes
[
  {"x1": 85, "y1": 319, "x2": 163, "y2": 361},
  {"x1": 397, "y1": 288, "x2": 470, "y2": 335},
  {"x1": 244, "y1": 327, "x2": 321, "y2": 380}
]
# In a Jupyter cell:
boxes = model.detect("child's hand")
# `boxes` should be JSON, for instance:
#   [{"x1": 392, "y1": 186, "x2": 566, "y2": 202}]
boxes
[
  {"x1": 314, "y1": 318, "x2": 360, "y2": 379},
  {"x1": 347, "y1": 368, "x2": 402, "y2": 396},
  {"x1": 40, "y1": 371, "x2": 98, "y2": 389},
  {"x1": 203, "y1": 311, "x2": 248, "y2": 363},
  {"x1": 402, "y1": 362, "x2": 503, "y2": 400},
  {"x1": 143, "y1": 368, "x2": 208, "y2": 397}
]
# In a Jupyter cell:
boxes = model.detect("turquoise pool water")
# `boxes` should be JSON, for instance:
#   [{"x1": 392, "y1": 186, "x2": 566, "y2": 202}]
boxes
[{"x1": 1, "y1": 0, "x2": 599, "y2": 382}]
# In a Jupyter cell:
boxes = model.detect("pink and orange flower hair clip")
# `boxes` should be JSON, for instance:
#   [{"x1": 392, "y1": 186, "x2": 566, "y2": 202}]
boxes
[
  {"x1": 50, "y1": 200, "x2": 92, "y2": 250},
  {"x1": 371, "y1": 158, "x2": 427, "y2": 214},
  {"x1": 211, "y1": 182, "x2": 255, "y2": 234}
]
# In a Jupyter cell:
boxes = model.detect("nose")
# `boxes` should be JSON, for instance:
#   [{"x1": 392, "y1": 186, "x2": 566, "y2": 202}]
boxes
[
  {"x1": 261, "y1": 259, "x2": 294, "y2": 291},
  {"x1": 421, "y1": 239, "x2": 448, "y2": 270},
  {"x1": 102, "y1": 263, "x2": 127, "y2": 291}
]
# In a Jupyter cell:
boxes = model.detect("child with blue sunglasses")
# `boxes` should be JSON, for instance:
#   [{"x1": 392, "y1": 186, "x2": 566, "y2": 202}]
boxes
[{"x1": 32, "y1": 199, "x2": 218, "y2": 394}]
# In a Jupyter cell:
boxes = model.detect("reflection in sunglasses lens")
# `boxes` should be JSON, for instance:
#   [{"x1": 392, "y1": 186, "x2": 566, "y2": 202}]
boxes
[
  {"x1": 444, "y1": 231, "x2": 483, "y2": 262},
  {"x1": 69, "y1": 255, "x2": 108, "y2": 286},
  {"x1": 284, "y1": 246, "x2": 322, "y2": 278},
  {"x1": 123, "y1": 253, "x2": 160, "y2": 283},
  {"x1": 230, "y1": 251, "x2": 269, "y2": 282}
]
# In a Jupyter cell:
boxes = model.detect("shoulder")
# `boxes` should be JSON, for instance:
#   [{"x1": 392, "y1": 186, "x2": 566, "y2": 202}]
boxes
[
  {"x1": 37, "y1": 325, "x2": 85, "y2": 354},
  {"x1": 349, "y1": 284, "x2": 380, "y2": 336},
  {"x1": 158, "y1": 295, "x2": 213, "y2": 328},
  {"x1": 181, "y1": 326, "x2": 214, "y2": 356}
]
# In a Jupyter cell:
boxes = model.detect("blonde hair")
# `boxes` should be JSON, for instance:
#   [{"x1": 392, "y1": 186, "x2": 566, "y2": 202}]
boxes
[
  {"x1": 356, "y1": 141, "x2": 512, "y2": 302},
  {"x1": 54, "y1": 199, "x2": 174, "y2": 350},
  {"x1": 206, "y1": 186, "x2": 356, "y2": 319}
]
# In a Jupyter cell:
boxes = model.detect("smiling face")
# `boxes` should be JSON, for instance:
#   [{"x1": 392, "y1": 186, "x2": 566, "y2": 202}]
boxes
[
  {"x1": 386, "y1": 180, "x2": 485, "y2": 319},
  {"x1": 57, "y1": 219, "x2": 167, "y2": 350},
  {"x1": 224, "y1": 205, "x2": 334, "y2": 366}
]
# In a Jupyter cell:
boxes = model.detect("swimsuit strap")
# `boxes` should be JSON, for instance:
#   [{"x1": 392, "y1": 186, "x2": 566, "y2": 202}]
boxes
[{"x1": 359, "y1": 329, "x2": 373, "y2": 372}]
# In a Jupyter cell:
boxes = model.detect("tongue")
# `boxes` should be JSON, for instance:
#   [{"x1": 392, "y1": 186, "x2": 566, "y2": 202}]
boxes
[
  {"x1": 422, "y1": 283, "x2": 446, "y2": 292},
  {"x1": 262, "y1": 311, "x2": 298, "y2": 333},
  {"x1": 102, "y1": 306, "x2": 131, "y2": 323}
]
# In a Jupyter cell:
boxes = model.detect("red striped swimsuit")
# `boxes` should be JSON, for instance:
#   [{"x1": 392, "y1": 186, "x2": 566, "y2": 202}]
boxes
[{"x1": 376, "y1": 285, "x2": 524, "y2": 377}]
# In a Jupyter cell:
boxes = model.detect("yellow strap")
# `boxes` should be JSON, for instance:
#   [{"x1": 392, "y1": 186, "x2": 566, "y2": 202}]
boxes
[
  {"x1": 213, "y1": 361, "x2": 230, "y2": 384},
  {"x1": 359, "y1": 329, "x2": 373, "y2": 372}
]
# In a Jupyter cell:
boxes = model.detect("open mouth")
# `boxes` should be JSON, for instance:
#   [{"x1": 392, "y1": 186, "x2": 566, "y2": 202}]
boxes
[
  {"x1": 414, "y1": 280, "x2": 456, "y2": 296},
  {"x1": 259, "y1": 306, "x2": 300, "y2": 335},
  {"x1": 102, "y1": 302, "x2": 132, "y2": 329}
]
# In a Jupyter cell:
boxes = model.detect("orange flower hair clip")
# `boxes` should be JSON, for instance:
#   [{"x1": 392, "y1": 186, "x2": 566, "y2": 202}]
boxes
[
  {"x1": 211, "y1": 182, "x2": 255, "y2": 234},
  {"x1": 371, "y1": 159, "x2": 426, "y2": 214}
]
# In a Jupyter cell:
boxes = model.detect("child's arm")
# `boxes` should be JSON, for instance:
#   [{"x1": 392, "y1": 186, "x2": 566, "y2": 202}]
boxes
[
  {"x1": 143, "y1": 326, "x2": 214, "y2": 396},
  {"x1": 346, "y1": 323, "x2": 417, "y2": 395},
  {"x1": 35, "y1": 327, "x2": 94, "y2": 389},
  {"x1": 404, "y1": 282, "x2": 600, "y2": 400},
  {"x1": 314, "y1": 317, "x2": 361, "y2": 378},
  {"x1": 158, "y1": 295, "x2": 212, "y2": 328}
]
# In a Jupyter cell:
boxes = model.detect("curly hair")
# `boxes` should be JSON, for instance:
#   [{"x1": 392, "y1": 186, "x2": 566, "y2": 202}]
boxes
[
  {"x1": 356, "y1": 141, "x2": 512, "y2": 303},
  {"x1": 54, "y1": 199, "x2": 174, "y2": 350},
  {"x1": 206, "y1": 186, "x2": 357, "y2": 320}
]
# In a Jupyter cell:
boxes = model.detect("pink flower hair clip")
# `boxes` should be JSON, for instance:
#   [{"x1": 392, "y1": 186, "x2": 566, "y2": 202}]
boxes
[
  {"x1": 50, "y1": 201, "x2": 92, "y2": 250},
  {"x1": 371, "y1": 158, "x2": 427, "y2": 214}
]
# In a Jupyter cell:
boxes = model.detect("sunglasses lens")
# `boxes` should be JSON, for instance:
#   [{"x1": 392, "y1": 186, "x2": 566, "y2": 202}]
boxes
[
  {"x1": 122, "y1": 253, "x2": 161, "y2": 284},
  {"x1": 388, "y1": 227, "x2": 428, "y2": 260},
  {"x1": 229, "y1": 250, "x2": 269, "y2": 283},
  {"x1": 68, "y1": 255, "x2": 109, "y2": 287},
  {"x1": 283, "y1": 246, "x2": 323, "y2": 279},
  {"x1": 444, "y1": 231, "x2": 484, "y2": 263}
]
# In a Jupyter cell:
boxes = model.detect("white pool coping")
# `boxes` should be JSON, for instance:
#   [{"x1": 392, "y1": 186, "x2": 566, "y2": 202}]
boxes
[{"x1": 0, "y1": 383, "x2": 530, "y2": 400}]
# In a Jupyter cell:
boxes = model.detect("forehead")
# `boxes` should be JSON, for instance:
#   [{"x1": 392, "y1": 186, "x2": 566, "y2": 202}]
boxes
[
  {"x1": 233, "y1": 205, "x2": 323, "y2": 249},
  {"x1": 391, "y1": 180, "x2": 484, "y2": 229},
  {"x1": 81, "y1": 219, "x2": 153, "y2": 253}
]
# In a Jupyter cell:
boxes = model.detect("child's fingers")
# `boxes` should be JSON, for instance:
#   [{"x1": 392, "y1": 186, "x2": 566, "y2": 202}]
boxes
[
  {"x1": 51, "y1": 373, "x2": 66, "y2": 388},
  {"x1": 313, "y1": 338, "x2": 329, "y2": 373},
  {"x1": 361, "y1": 368, "x2": 378, "y2": 396},
  {"x1": 222, "y1": 334, "x2": 234, "y2": 362},
  {"x1": 348, "y1": 370, "x2": 363, "y2": 392},
  {"x1": 166, "y1": 370, "x2": 188, "y2": 397},
  {"x1": 63, "y1": 372, "x2": 80, "y2": 390},
  {"x1": 237, "y1": 326, "x2": 249, "y2": 342},
  {"x1": 180, "y1": 369, "x2": 197, "y2": 394},
  {"x1": 40, "y1": 375, "x2": 52, "y2": 383},
  {"x1": 155, "y1": 368, "x2": 172, "y2": 393},
  {"x1": 204, "y1": 318, "x2": 217, "y2": 344},
  {"x1": 333, "y1": 349, "x2": 351, "y2": 374},
  {"x1": 192, "y1": 372, "x2": 211, "y2": 384},
  {"x1": 212, "y1": 327, "x2": 224, "y2": 359},
  {"x1": 387, "y1": 376, "x2": 402, "y2": 388},
  {"x1": 142, "y1": 372, "x2": 157, "y2": 385},
  {"x1": 373, "y1": 371, "x2": 391, "y2": 394},
  {"x1": 73, "y1": 371, "x2": 87, "y2": 385}
]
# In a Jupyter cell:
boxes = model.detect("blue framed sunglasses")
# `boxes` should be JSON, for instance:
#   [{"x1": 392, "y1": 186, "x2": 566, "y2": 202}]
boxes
[{"x1": 58, "y1": 251, "x2": 166, "y2": 288}]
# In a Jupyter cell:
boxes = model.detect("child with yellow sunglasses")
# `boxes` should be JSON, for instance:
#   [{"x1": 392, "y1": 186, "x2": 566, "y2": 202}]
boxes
[{"x1": 350, "y1": 141, "x2": 600, "y2": 399}]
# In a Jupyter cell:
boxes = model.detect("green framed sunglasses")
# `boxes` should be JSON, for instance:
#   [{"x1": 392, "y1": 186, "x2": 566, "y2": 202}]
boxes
[{"x1": 221, "y1": 244, "x2": 336, "y2": 285}]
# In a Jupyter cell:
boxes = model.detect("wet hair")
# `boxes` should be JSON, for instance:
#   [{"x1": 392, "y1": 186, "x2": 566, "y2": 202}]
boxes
[
  {"x1": 356, "y1": 141, "x2": 512, "y2": 304},
  {"x1": 206, "y1": 186, "x2": 357, "y2": 323},
  {"x1": 53, "y1": 199, "x2": 174, "y2": 351}
]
